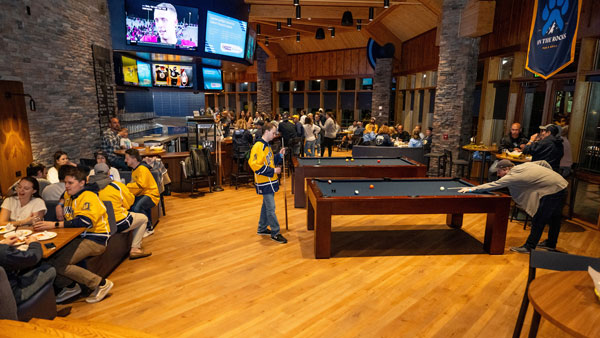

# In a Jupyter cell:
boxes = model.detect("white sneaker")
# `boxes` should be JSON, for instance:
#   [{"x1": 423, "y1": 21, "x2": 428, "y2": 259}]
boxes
[
  {"x1": 86, "y1": 279, "x2": 113, "y2": 303},
  {"x1": 143, "y1": 229, "x2": 154, "y2": 238},
  {"x1": 56, "y1": 284, "x2": 82, "y2": 303}
]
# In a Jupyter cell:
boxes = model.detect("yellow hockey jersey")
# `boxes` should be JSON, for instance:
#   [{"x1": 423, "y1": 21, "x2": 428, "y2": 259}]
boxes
[
  {"x1": 248, "y1": 139, "x2": 283, "y2": 194},
  {"x1": 127, "y1": 163, "x2": 160, "y2": 205},
  {"x1": 63, "y1": 188, "x2": 110, "y2": 245},
  {"x1": 98, "y1": 181, "x2": 134, "y2": 227}
]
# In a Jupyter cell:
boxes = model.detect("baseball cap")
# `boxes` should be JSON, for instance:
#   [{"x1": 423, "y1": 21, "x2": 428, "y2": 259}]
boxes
[
  {"x1": 93, "y1": 163, "x2": 110, "y2": 175},
  {"x1": 539, "y1": 124, "x2": 559, "y2": 135}
]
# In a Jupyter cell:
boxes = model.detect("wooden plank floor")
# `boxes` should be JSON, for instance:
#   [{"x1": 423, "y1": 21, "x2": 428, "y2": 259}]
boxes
[{"x1": 66, "y1": 153, "x2": 600, "y2": 337}]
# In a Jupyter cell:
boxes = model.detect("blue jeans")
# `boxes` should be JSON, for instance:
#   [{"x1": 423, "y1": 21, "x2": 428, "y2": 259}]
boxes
[
  {"x1": 257, "y1": 193, "x2": 280, "y2": 236},
  {"x1": 304, "y1": 140, "x2": 316, "y2": 157},
  {"x1": 132, "y1": 195, "x2": 156, "y2": 230}
]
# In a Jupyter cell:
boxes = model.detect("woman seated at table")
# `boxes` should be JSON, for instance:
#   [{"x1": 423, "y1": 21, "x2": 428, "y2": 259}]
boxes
[
  {"x1": 88, "y1": 150, "x2": 121, "y2": 182},
  {"x1": 408, "y1": 130, "x2": 423, "y2": 148},
  {"x1": 375, "y1": 125, "x2": 393, "y2": 147},
  {"x1": 0, "y1": 177, "x2": 47, "y2": 226},
  {"x1": 47, "y1": 151, "x2": 72, "y2": 184}
]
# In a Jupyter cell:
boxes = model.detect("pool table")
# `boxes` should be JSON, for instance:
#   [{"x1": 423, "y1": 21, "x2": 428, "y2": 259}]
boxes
[
  {"x1": 293, "y1": 157, "x2": 426, "y2": 208},
  {"x1": 306, "y1": 178, "x2": 511, "y2": 258}
]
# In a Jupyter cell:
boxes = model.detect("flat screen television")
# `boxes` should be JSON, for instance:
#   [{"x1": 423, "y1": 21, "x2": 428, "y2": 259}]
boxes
[
  {"x1": 122, "y1": 56, "x2": 139, "y2": 85},
  {"x1": 204, "y1": 10, "x2": 247, "y2": 59},
  {"x1": 245, "y1": 26, "x2": 256, "y2": 63},
  {"x1": 202, "y1": 67, "x2": 223, "y2": 91},
  {"x1": 137, "y1": 60, "x2": 152, "y2": 87},
  {"x1": 201, "y1": 58, "x2": 222, "y2": 68},
  {"x1": 153, "y1": 63, "x2": 194, "y2": 88},
  {"x1": 125, "y1": 0, "x2": 199, "y2": 50}
]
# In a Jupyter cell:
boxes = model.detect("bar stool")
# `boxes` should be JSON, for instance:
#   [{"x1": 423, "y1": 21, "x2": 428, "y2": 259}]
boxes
[
  {"x1": 443, "y1": 149, "x2": 469, "y2": 178},
  {"x1": 424, "y1": 152, "x2": 445, "y2": 177}
]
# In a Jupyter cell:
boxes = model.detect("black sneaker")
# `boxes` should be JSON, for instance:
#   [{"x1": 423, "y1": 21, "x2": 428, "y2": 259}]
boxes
[
  {"x1": 257, "y1": 228, "x2": 271, "y2": 236},
  {"x1": 271, "y1": 234, "x2": 288, "y2": 244},
  {"x1": 510, "y1": 245, "x2": 531, "y2": 254},
  {"x1": 536, "y1": 240, "x2": 556, "y2": 250}
]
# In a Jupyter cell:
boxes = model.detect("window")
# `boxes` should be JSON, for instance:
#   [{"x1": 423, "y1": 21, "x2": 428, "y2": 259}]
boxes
[
  {"x1": 340, "y1": 92, "x2": 354, "y2": 123},
  {"x1": 357, "y1": 92, "x2": 372, "y2": 122},
  {"x1": 309, "y1": 80, "x2": 321, "y2": 91},
  {"x1": 499, "y1": 56, "x2": 513, "y2": 80},
  {"x1": 293, "y1": 93, "x2": 304, "y2": 113},
  {"x1": 293, "y1": 81, "x2": 305, "y2": 92},
  {"x1": 277, "y1": 81, "x2": 290, "y2": 92},
  {"x1": 421, "y1": 73, "x2": 428, "y2": 87},
  {"x1": 239, "y1": 82, "x2": 248, "y2": 92},
  {"x1": 342, "y1": 79, "x2": 356, "y2": 91},
  {"x1": 249, "y1": 82, "x2": 257, "y2": 91},
  {"x1": 308, "y1": 93, "x2": 320, "y2": 113},
  {"x1": 579, "y1": 82, "x2": 600, "y2": 173},
  {"x1": 278, "y1": 93, "x2": 289, "y2": 111},
  {"x1": 325, "y1": 79, "x2": 337, "y2": 91}
]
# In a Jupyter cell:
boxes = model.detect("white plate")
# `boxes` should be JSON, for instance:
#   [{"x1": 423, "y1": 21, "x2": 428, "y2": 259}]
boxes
[
  {"x1": 3, "y1": 229, "x2": 33, "y2": 239},
  {"x1": 32, "y1": 231, "x2": 57, "y2": 241},
  {"x1": 0, "y1": 224, "x2": 15, "y2": 234}
]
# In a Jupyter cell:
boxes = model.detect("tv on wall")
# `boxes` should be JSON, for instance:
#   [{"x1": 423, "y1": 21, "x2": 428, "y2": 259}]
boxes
[
  {"x1": 122, "y1": 56, "x2": 139, "y2": 85},
  {"x1": 137, "y1": 60, "x2": 152, "y2": 87},
  {"x1": 202, "y1": 67, "x2": 223, "y2": 91},
  {"x1": 126, "y1": 0, "x2": 199, "y2": 50},
  {"x1": 245, "y1": 26, "x2": 256, "y2": 63},
  {"x1": 153, "y1": 63, "x2": 194, "y2": 88},
  {"x1": 204, "y1": 10, "x2": 247, "y2": 59}
]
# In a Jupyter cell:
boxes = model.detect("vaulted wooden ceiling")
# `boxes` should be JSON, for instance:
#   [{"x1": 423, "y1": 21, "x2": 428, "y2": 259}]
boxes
[{"x1": 246, "y1": 0, "x2": 443, "y2": 58}]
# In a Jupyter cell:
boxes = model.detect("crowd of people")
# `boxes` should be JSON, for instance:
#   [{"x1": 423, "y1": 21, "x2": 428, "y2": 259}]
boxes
[{"x1": 1, "y1": 120, "x2": 162, "y2": 307}]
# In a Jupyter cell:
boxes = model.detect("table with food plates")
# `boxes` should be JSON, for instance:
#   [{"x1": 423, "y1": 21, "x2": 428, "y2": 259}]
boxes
[
  {"x1": 114, "y1": 147, "x2": 166, "y2": 157},
  {"x1": 495, "y1": 152, "x2": 532, "y2": 163},
  {"x1": 462, "y1": 144, "x2": 498, "y2": 184},
  {"x1": 1, "y1": 225, "x2": 85, "y2": 258}
]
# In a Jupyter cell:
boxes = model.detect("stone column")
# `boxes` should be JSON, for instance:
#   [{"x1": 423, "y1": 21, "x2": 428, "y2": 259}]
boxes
[
  {"x1": 256, "y1": 47, "x2": 272, "y2": 113},
  {"x1": 431, "y1": 0, "x2": 480, "y2": 176},
  {"x1": 371, "y1": 58, "x2": 393, "y2": 126}
]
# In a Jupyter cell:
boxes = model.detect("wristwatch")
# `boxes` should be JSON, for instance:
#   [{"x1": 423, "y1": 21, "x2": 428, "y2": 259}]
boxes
[{"x1": 54, "y1": 222, "x2": 59, "y2": 228}]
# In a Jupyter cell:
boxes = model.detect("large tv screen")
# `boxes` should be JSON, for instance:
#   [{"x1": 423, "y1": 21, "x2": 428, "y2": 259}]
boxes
[
  {"x1": 204, "y1": 11, "x2": 247, "y2": 59},
  {"x1": 122, "y1": 56, "x2": 139, "y2": 85},
  {"x1": 202, "y1": 67, "x2": 223, "y2": 91},
  {"x1": 245, "y1": 27, "x2": 256, "y2": 63},
  {"x1": 126, "y1": 0, "x2": 198, "y2": 50},
  {"x1": 153, "y1": 63, "x2": 194, "y2": 88},
  {"x1": 137, "y1": 60, "x2": 152, "y2": 87}
]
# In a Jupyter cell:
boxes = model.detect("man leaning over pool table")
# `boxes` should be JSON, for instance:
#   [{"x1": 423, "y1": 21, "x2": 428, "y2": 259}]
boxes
[{"x1": 458, "y1": 159, "x2": 568, "y2": 253}]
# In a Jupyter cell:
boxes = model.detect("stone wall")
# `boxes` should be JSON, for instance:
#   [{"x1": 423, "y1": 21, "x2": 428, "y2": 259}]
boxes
[
  {"x1": 371, "y1": 58, "x2": 393, "y2": 126},
  {"x1": 256, "y1": 47, "x2": 272, "y2": 114},
  {"x1": 431, "y1": 0, "x2": 480, "y2": 175},
  {"x1": 0, "y1": 0, "x2": 113, "y2": 165}
]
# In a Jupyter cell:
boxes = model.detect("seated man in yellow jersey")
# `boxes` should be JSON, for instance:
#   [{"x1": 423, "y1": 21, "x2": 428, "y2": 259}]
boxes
[
  {"x1": 33, "y1": 166, "x2": 113, "y2": 303},
  {"x1": 124, "y1": 149, "x2": 160, "y2": 237},
  {"x1": 89, "y1": 163, "x2": 151, "y2": 260}
]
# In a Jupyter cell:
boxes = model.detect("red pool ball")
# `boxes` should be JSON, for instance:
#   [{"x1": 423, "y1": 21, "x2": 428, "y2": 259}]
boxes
[
  {"x1": 377, "y1": 160, "x2": 381, "y2": 163},
  {"x1": 369, "y1": 184, "x2": 374, "y2": 189}
]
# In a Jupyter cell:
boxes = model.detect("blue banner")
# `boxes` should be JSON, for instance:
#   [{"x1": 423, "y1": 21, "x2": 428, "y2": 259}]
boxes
[{"x1": 526, "y1": 0, "x2": 581, "y2": 79}]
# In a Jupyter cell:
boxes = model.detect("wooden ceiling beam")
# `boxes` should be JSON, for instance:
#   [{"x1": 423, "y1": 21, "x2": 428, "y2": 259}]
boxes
[
  {"x1": 249, "y1": 5, "x2": 385, "y2": 20},
  {"x1": 253, "y1": 19, "x2": 358, "y2": 32},
  {"x1": 363, "y1": 4, "x2": 403, "y2": 60},
  {"x1": 256, "y1": 41, "x2": 288, "y2": 59},
  {"x1": 416, "y1": 0, "x2": 442, "y2": 17}
]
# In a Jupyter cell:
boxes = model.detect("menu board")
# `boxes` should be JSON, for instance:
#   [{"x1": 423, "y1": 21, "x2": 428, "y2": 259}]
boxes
[{"x1": 92, "y1": 45, "x2": 116, "y2": 131}]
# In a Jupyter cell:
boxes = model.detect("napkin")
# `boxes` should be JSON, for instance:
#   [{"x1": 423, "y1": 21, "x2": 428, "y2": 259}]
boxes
[{"x1": 589, "y1": 266, "x2": 600, "y2": 301}]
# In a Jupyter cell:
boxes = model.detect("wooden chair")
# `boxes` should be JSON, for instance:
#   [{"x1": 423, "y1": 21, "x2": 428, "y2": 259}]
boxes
[
  {"x1": 512, "y1": 250, "x2": 600, "y2": 338},
  {"x1": 443, "y1": 149, "x2": 469, "y2": 178}
]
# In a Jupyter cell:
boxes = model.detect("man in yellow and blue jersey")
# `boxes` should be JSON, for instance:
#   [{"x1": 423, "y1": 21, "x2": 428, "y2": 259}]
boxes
[
  {"x1": 248, "y1": 123, "x2": 287, "y2": 244},
  {"x1": 33, "y1": 166, "x2": 113, "y2": 304},
  {"x1": 125, "y1": 149, "x2": 160, "y2": 237}
]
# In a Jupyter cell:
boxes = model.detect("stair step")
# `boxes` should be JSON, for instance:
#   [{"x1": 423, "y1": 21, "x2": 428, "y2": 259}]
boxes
[
  {"x1": 35, "y1": 317, "x2": 158, "y2": 338},
  {"x1": 0, "y1": 319, "x2": 79, "y2": 338}
]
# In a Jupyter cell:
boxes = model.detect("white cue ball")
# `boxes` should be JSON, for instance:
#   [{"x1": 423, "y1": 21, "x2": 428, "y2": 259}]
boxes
[
  {"x1": 440, "y1": 186, "x2": 445, "y2": 191},
  {"x1": 354, "y1": 190, "x2": 359, "y2": 195},
  {"x1": 328, "y1": 180, "x2": 332, "y2": 184}
]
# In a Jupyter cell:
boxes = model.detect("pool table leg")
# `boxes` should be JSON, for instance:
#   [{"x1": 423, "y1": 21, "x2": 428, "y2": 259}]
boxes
[
  {"x1": 446, "y1": 214, "x2": 463, "y2": 228},
  {"x1": 294, "y1": 170, "x2": 306, "y2": 208},
  {"x1": 484, "y1": 204, "x2": 510, "y2": 254},
  {"x1": 314, "y1": 203, "x2": 332, "y2": 259},
  {"x1": 307, "y1": 199, "x2": 315, "y2": 230}
]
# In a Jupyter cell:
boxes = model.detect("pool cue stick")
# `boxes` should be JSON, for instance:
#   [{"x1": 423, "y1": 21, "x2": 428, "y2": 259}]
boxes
[
  {"x1": 446, "y1": 187, "x2": 466, "y2": 190},
  {"x1": 281, "y1": 137, "x2": 289, "y2": 230}
]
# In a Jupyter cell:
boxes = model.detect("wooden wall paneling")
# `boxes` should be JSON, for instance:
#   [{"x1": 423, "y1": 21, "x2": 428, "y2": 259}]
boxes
[
  {"x1": 398, "y1": 29, "x2": 439, "y2": 74},
  {"x1": 329, "y1": 51, "x2": 336, "y2": 77},
  {"x1": 322, "y1": 52, "x2": 330, "y2": 76},
  {"x1": 578, "y1": 0, "x2": 600, "y2": 38},
  {"x1": 317, "y1": 53, "x2": 323, "y2": 78},
  {"x1": 336, "y1": 51, "x2": 344, "y2": 75},
  {"x1": 0, "y1": 81, "x2": 34, "y2": 196},
  {"x1": 351, "y1": 49, "x2": 360, "y2": 75},
  {"x1": 291, "y1": 55, "x2": 298, "y2": 79},
  {"x1": 344, "y1": 50, "x2": 352, "y2": 74},
  {"x1": 359, "y1": 49, "x2": 367, "y2": 75}
]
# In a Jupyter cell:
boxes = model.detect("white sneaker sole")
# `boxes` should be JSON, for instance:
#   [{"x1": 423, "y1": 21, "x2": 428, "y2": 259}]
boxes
[
  {"x1": 56, "y1": 287, "x2": 82, "y2": 303},
  {"x1": 86, "y1": 281, "x2": 114, "y2": 303}
]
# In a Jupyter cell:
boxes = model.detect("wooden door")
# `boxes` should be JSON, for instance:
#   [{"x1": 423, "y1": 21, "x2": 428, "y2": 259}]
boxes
[{"x1": 0, "y1": 81, "x2": 33, "y2": 195}]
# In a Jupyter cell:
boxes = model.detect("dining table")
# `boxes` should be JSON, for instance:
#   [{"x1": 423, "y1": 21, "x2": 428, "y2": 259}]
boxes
[
  {"x1": 462, "y1": 144, "x2": 498, "y2": 184},
  {"x1": 528, "y1": 270, "x2": 600, "y2": 338},
  {"x1": 7, "y1": 227, "x2": 85, "y2": 258}
]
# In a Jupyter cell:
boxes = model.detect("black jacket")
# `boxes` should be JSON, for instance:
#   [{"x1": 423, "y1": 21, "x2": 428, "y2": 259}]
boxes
[
  {"x1": 0, "y1": 242, "x2": 43, "y2": 291},
  {"x1": 499, "y1": 133, "x2": 528, "y2": 152},
  {"x1": 523, "y1": 135, "x2": 564, "y2": 171},
  {"x1": 278, "y1": 120, "x2": 297, "y2": 144}
]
